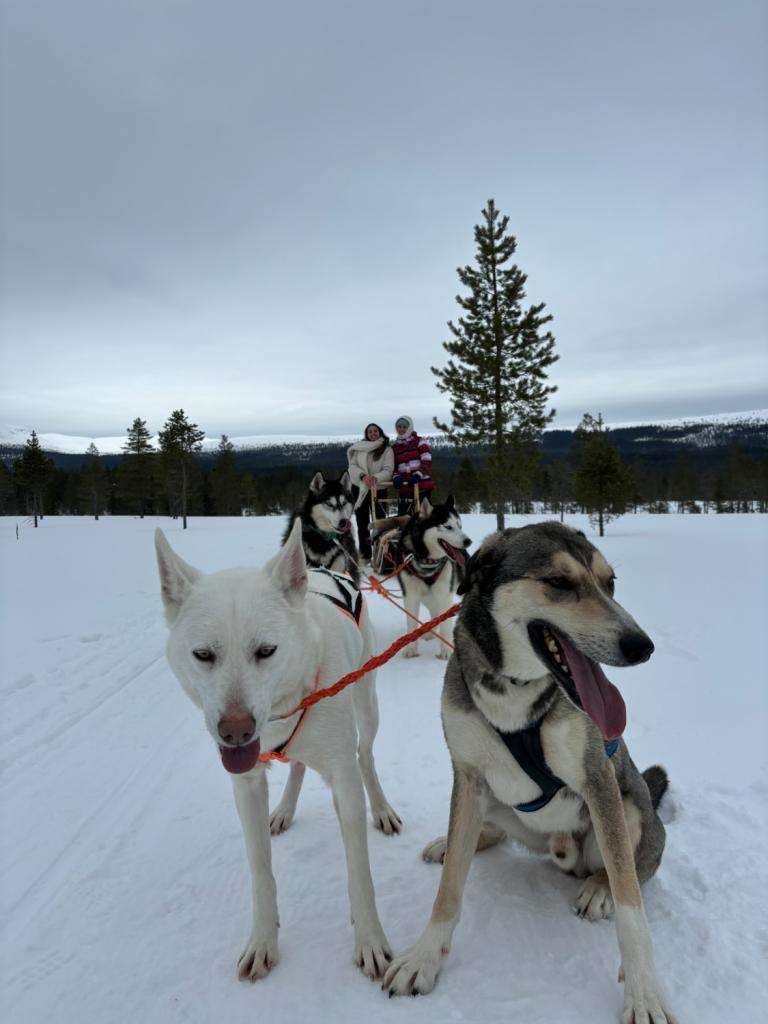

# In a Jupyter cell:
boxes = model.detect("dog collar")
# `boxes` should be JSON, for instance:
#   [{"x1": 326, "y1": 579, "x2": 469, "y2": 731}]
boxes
[{"x1": 306, "y1": 524, "x2": 339, "y2": 541}]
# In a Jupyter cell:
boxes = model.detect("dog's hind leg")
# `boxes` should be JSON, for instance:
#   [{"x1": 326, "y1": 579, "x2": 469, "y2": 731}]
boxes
[
  {"x1": 422, "y1": 820, "x2": 505, "y2": 863},
  {"x1": 269, "y1": 761, "x2": 306, "y2": 835},
  {"x1": 351, "y1": 678, "x2": 402, "y2": 835},
  {"x1": 328, "y1": 760, "x2": 392, "y2": 979},
  {"x1": 231, "y1": 769, "x2": 280, "y2": 982}
]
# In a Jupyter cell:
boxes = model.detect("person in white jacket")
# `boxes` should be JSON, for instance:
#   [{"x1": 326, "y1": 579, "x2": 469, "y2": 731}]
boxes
[{"x1": 346, "y1": 423, "x2": 395, "y2": 561}]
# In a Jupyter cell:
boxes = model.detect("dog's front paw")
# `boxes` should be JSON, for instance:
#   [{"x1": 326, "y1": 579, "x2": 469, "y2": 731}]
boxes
[
  {"x1": 573, "y1": 870, "x2": 614, "y2": 921},
  {"x1": 269, "y1": 805, "x2": 295, "y2": 835},
  {"x1": 372, "y1": 803, "x2": 403, "y2": 836},
  {"x1": 237, "y1": 927, "x2": 279, "y2": 982},
  {"x1": 354, "y1": 929, "x2": 392, "y2": 980},
  {"x1": 436, "y1": 645, "x2": 450, "y2": 660},
  {"x1": 382, "y1": 943, "x2": 443, "y2": 996},
  {"x1": 403, "y1": 646, "x2": 420, "y2": 659},
  {"x1": 421, "y1": 835, "x2": 447, "y2": 863},
  {"x1": 621, "y1": 970, "x2": 678, "y2": 1024}
]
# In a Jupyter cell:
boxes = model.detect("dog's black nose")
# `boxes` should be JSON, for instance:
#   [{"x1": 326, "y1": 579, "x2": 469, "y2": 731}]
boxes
[
  {"x1": 619, "y1": 632, "x2": 655, "y2": 665},
  {"x1": 464, "y1": 537, "x2": 472, "y2": 548}
]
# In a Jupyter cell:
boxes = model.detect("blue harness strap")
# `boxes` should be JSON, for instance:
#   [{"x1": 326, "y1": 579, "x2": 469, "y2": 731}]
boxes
[{"x1": 494, "y1": 720, "x2": 620, "y2": 814}]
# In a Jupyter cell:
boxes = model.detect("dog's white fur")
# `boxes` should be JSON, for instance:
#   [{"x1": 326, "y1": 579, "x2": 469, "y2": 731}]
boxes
[{"x1": 155, "y1": 523, "x2": 398, "y2": 981}]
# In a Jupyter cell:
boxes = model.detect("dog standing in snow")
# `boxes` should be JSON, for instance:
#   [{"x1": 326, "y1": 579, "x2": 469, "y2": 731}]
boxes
[{"x1": 155, "y1": 523, "x2": 399, "y2": 981}]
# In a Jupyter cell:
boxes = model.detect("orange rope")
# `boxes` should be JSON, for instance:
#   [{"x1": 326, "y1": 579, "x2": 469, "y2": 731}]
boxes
[
  {"x1": 362, "y1": 557, "x2": 454, "y2": 648},
  {"x1": 274, "y1": 601, "x2": 460, "y2": 722}
]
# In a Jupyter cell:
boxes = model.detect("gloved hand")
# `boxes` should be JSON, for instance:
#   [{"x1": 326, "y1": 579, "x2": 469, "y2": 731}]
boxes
[
  {"x1": 393, "y1": 473, "x2": 403, "y2": 490},
  {"x1": 410, "y1": 471, "x2": 423, "y2": 483}
]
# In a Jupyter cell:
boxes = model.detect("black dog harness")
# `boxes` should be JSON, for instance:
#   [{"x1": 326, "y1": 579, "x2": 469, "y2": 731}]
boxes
[{"x1": 495, "y1": 719, "x2": 620, "y2": 813}]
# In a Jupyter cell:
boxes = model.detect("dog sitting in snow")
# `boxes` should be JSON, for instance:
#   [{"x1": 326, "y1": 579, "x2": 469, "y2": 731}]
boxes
[
  {"x1": 155, "y1": 523, "x2": 399, "y2": 982},
  {"x1": 383, "y1": 522, "x2": 676, "y2": 1024},
  {"x1": 282, "y1": 471, "x2": 361, "y2": 585}
]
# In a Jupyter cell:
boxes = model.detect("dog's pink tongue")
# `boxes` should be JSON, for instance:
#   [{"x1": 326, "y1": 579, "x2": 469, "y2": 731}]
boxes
[
  {"x1": 557, "y1": 633, "x2": 626, "y2": 741},
  {"x1": 219, "y1": 738, "x2": 261, "y2": 774}
]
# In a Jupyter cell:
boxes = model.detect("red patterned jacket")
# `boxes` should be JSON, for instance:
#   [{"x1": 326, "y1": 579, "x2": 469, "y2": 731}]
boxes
[{"x1": 392, "y1": 432, "x2": 435, "y2": 498}]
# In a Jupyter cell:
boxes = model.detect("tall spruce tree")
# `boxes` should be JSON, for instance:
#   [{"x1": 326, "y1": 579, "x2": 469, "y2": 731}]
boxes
[
  {"x1": 573, "y1": 413, "x2": 630, "y2": 537},
  {"x1": 121, "y1": 417, "x2": 155, "y2": 518},
  {"x1": 16, "y1": 431, "x2": 53, "y2": 526},
  {"x1": 158, "y1": 410, "x2": 205, "y2": 529},
  {"x1": 432, "y1": 199, "x2": 558, "y2": 530},
  {"x1": 81, "y1": 442, "x2": 108, "y2": 520},
  {"x1": 210, "y1": 435, "x2": 241, "y2": 515}
]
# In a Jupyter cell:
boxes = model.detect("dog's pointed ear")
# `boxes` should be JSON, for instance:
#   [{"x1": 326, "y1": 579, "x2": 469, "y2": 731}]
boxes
[
  {"x1": 155, "y1": 529, "x2": 202, "y2": 623},
  {"x1": 456, "y1": 535, "x2": 502, "y2": 596},
  {"x1": 339, "y1": 470, "x2": 351, "y2": 491},
  {"x1": 309, "y1": 471, "x2": 325, "y2": 494},
  {"x1": 267, "y1": 519, "x2": 308, "y2": 608},
  {"x1": 445, "y1": 493, "x2": 455, "y2": 510},
  {"x1": 419, "y1": 497, "x2": 433, "y2": 518}
]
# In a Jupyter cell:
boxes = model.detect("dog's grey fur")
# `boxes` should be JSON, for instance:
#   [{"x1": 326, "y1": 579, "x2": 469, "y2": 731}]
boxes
[{"x1": 383, "y1": 522, "x2": 677, "y2": 1024}]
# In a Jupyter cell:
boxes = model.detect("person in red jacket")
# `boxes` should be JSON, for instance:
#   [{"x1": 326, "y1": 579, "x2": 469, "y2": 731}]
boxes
[{"x1": 392, "y1": 415, "x2": 435, "y2": 514}]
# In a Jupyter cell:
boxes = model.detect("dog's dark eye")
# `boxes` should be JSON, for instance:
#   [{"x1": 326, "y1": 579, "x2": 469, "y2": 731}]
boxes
[
  {"x1": 193, "y1": 649, "x2": 215, "y2": 663},
  {"x1": 544, "y1": 576, "x2": 574, "y2": 591},
  {"x1": 255, "y1": 644, "x2": 277, "y2": 660},
  {"x1": 607, "y1": 575, "x2": 616, "y2": 595}
]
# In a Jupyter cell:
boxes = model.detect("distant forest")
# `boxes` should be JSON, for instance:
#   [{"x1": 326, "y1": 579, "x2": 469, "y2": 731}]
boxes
[{"x1": 1, "y1": 417, "x2": 767, "y2": 519}]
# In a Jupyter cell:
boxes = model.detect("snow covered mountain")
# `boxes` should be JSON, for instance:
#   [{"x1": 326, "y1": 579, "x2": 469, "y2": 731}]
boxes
[{"x1": 1, "y1": 410, "x2": 766, "y2": 458}]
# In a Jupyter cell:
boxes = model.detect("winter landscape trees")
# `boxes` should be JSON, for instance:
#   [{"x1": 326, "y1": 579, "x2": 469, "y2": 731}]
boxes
[{"x1": 432, "y1": 199, "x2": 558, "y2": 530}]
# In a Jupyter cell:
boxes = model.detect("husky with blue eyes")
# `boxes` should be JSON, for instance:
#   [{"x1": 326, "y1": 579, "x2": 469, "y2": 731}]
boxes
[
  {"x1": 155, "y1": 522, "x2": 399, "y2": 985},
  {"x1": 282, "y1": 470, "x2": 361, "y2": 585}
]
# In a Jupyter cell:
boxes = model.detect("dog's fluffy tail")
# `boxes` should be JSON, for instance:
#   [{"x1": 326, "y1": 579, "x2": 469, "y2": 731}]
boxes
[{"x1": 642, "y1": 765, "x2": 669, "y2": 810}]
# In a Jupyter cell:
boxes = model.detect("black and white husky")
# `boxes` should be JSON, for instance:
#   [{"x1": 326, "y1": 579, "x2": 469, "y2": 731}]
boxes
[
  {"x1": 393, "y1": 495, "x2": 471, "y2": 659},
  {"x1": 282, "y1": 471, "x2": 361, "y2": 585}
]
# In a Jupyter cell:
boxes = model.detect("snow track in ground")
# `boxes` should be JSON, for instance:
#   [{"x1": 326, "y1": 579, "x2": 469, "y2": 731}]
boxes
[{"x1": 1, "y1": 514, "x2": 766, "y2": 1023}]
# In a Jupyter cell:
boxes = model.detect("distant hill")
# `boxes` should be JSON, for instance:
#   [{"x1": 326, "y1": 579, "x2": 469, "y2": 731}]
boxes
[{"x1": 1, "y1": 412, "x2": 767, "y2": 472}]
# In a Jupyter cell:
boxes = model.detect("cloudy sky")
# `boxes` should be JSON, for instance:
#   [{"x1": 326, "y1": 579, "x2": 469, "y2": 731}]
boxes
[{"x1": 1, "y1": 0, "x2": 766, "y2": 439}]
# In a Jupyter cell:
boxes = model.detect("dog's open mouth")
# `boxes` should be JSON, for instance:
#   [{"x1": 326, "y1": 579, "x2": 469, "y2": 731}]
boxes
[
  {"x1": 439, "y1": 540, "x2": 467, "y2": 566},
  {"x1": 219, "y1": 738, "x2": 262, "y2": 774},
  {"x1": 527, "y1": 623, "x2": 626, "y2": 741}
]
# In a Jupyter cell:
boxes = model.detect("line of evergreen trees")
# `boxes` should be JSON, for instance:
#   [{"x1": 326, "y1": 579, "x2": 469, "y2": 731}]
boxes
[{"x1": 1, "y1": 415, "x2": 766, "y2": 525}]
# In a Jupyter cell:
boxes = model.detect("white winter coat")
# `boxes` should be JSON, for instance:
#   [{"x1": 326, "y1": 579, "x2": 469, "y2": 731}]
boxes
[{"x1": 346, "y1": 440, "x2": 395, "y2": 510}]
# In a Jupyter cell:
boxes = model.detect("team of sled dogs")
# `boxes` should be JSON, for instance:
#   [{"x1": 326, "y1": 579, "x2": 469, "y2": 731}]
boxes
[{"x1": 155, "y1": 472, "x2": 677, "y2": 1023}]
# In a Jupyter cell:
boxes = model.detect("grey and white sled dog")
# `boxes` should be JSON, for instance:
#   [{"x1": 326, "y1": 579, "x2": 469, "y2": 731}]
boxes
[
  {"x1": 155, "y1": 522, "x2": 400, "y2": 983},
  {"x1": 282, "y1": 471, "x2": 361, "y2": 585},
  {"x1": 388, "y1": 494, "x2": 471, "y2": 660},
  {"x1": 383, "y1": 522, "x2": 677, "y2": 1024}
]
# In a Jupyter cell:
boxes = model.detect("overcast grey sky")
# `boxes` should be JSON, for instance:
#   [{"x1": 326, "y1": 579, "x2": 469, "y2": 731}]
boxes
[{"x1": 1, "y1": 0, "x2": 766, "y2": 438}]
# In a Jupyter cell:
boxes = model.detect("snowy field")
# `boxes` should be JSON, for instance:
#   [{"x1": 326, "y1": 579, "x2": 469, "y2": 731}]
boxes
[{"x1": 1, "y1": 512, "x2": 766, "y2": 1024}]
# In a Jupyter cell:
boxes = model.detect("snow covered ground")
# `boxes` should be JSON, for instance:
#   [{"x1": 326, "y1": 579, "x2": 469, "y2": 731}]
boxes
[{"x1": 1, "y1": 512, "x2": 766, "y2": 1023}]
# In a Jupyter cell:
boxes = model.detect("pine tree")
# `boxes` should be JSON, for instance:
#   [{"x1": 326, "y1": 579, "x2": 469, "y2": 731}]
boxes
[
  {"x1": 81, "y1": 442, "x2": 108, "y2": 520},
  {"x1": 210, "y1": 435, "x2": 241, "y2": 515},
  {"x1": 432, "y1": 199, "x2": 558, "y2": 530},
  {"x1": 121, "y1": 417, "x2": 155, "y2": 518},
  {"x1": 16, "y1": 432, "x2": 54, "y2": 526},
  {"x1": 573, "y1": 414, "x2": 630, "y2": 536},
  {"x1": 158, "y1": 410, "x2": 205, "y2": 529}
]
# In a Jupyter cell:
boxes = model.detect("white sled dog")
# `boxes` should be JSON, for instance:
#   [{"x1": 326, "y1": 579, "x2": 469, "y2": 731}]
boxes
[
  {"x1": 155, "y1": 523, "x2": 400, "y2": 982},
  {"x1": 383, "y1": 522, "x2": 676, "y2": 1024}
]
